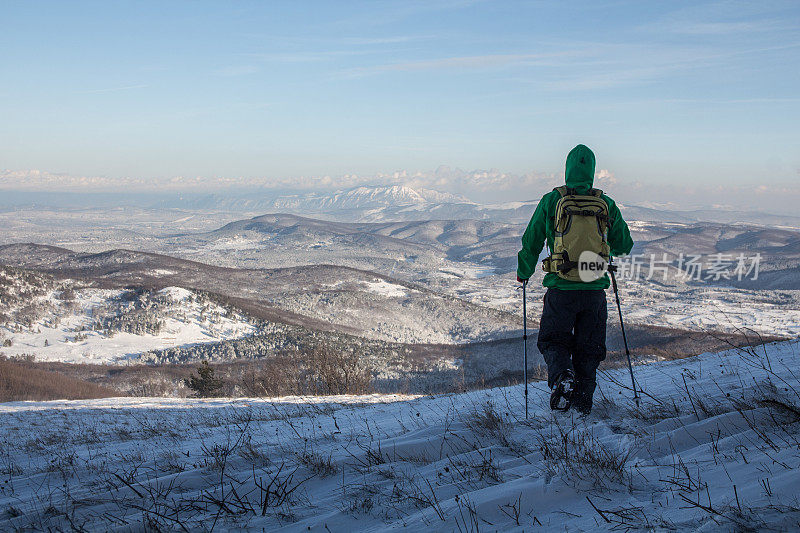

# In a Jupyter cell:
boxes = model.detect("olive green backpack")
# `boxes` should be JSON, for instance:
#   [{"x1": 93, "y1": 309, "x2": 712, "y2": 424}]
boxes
[{"x1": 541, "y1": 186, "x2": 611, "y2": 282}]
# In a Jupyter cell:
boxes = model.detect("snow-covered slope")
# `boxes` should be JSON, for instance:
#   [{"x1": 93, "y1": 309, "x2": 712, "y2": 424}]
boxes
[
  {"x1": 0, "y1": 268, "x2": 256, "y2": 363},
  {"x1": 0, "y1": 247, "x2": 521, "y2": 348},
  {"x1": 2, "y1": 340, "x2": 798, "y2": 531}
]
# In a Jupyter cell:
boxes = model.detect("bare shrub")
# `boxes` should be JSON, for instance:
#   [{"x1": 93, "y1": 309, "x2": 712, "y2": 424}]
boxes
[
  {"x1": 465, "y1": 401, "x2": 529, "y2": 456},
  {"x1": 467, "y1": 401, "x2": 507, "y2": 433},
  {"x1": 345, "y1": 438, "x2": 390, "y2": 473},
  {"x1": 625, "y1": 399, "x2": 683, "y2": 423},
  {"x1": 239, "y1": 355, "x2": 305, "y2": 397},
  {"x1": 253, "y1": 461, "x2": 311, "y2": 515},
  {"x1": 756, "y1": 376, "x2": 800, "y2": 424},
  {"x1": 297, "y1": 449, "x2": 337, "y2": 477},
  {"x1": 241, "y1": 346, "x2": 372, "y2": 397},
  {"x1": 0, "y1": 357, "x2": 118, "y2": 401},
  {"x1": 537, "y1": 418, "x2": 632, "y2": 490},
  {"x1": 127, "y1": 374, "x2": 181, "y2": 397},
  {"x1": 302, "y1": 345, "x2": 372, "y2": 395},
  {"x1": 238, "y1": 435, "x2": 272, "y2": 466}
]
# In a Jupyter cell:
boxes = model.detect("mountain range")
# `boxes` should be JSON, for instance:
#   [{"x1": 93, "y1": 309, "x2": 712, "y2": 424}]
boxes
[
  {"x1": 165, "y1": 185, "x2": 800, "y2": 227},
  {"x1": 5, "y1": 183, "x2": 800, "y2": 228}
]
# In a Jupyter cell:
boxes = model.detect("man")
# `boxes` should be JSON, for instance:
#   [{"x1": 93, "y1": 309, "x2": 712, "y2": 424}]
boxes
[{"x1": 517, "y1": 144, "x2": 633, "y2": 414}]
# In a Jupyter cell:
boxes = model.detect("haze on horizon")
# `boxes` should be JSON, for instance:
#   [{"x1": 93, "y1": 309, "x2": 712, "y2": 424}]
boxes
[{"x1": 2, "y1": 1, "x2": 799, "y2": 210}]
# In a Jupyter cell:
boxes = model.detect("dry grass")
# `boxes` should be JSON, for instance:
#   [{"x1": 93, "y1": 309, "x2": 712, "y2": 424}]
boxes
[
  {"x1": 537, "y1": 417, "x2": 633, "y2": 490},
  {"x1": 0, "y1": 357, "x2": 118, "y2": 401},
  {"x1": 12, "y1": 345, "x2": 373, "y2": 400}
]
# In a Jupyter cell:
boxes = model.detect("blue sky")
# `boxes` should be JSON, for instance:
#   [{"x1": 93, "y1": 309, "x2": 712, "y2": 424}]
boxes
[{"x1": 1, "y1": 0, "x2": 799, "y2": 205}]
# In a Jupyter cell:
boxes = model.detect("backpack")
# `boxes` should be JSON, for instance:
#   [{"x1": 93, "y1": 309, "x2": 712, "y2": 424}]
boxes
[{"x1": 541, "y1": 186, "x2": 611, "y2": 282}]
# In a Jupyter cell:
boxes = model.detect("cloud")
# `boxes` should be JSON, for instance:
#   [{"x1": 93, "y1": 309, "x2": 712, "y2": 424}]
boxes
[
  {"x1": 337, "y1": 38, "x2": 740, "y2": 91},
  {"x1": 641, "y1": 1, "x2": 797, "y2": 36},
  {"x1": 0, "y1": 167, "x2": 558, "y2": 198},
  {"x1": 379, "y1": 54, "x2": 549, "y2": 71},
  {"x1": 662, "y1": 20, "x2": 783, "y2": 35},
  {"x1": 595, "y1": 169, "x2": 617, "y2": 186},
  {"x1": 79, "y1": 84, "x2": 148, "y2": 94},
  {"x1": 341, "y1": 51, "x2": 581, "y2": 78},
  {"x1": 214, "y1": 65, "x2": 260, "y2": 76},
  {"x1": 243, "y1": 52, "x2": 338, "y2": 63},
  {"x1": 340, "y1": 35, "x2": 434, "y2": 46}
]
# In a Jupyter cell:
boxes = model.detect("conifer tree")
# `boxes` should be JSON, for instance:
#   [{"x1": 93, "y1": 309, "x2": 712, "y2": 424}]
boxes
[{"x1": 184, "y1": 360, "x2": 224, "y2": 397}]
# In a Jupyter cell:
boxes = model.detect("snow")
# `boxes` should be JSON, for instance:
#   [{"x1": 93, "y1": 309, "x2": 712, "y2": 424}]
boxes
[
  {"x1": 479, "y1": 200, "x2": 535, "y2": 210},
  {"x1": 205, "y1": 235, "x2": 266, "y2": 251},
  {"x1": 442, "y1": 271, "x2": 800, "y2": 339},
  {"x1": 0, "y1": 286, "x2": 256, "y2": 364},
  {"x1": 158, "y1": 286, "x2": 193, "y2": 301},
  {"x1": 269, "y1": 185, "x2": 471, "y2": 212},
  {"x1": 362, "y1": 279, "x2": 408, "y2": 298},
  {"x1": 618, "y1": 284, "x2": 800, "y2": 337},
  {"x1": 439, "y1": 264, "x2": 497, "y2": 279},
  {"x1": 0, "y1": 393, "x2": 419, "y2": 413},
  {"x1": 1, "y1": 340, "x2": 798, "y2": 531}
]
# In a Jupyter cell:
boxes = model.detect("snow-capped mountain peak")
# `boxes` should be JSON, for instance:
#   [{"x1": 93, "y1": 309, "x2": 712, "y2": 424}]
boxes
[
  {"x1": 271, "y1": 185, "x2": 473, "y2": 212},
  {"x1": 324, "y1": 185, "x2": 472, "y2": 208}
]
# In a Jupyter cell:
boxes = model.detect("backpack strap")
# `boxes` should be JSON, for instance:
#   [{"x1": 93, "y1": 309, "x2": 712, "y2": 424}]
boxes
[
  {"x1": 556, "y1": 186, "x2": 603, "y2": 197},
  {"x1": 563, "y1": 207, "x2": 609, "y2": 223},
  {"x1": 542, "y1": 251, "x2": 579, "y2": 274}
]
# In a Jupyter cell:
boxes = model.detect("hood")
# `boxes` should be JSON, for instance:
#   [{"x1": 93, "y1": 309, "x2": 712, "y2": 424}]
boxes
[{"x1": 565, "y1": 144, "x2": 596, "y2": 191}]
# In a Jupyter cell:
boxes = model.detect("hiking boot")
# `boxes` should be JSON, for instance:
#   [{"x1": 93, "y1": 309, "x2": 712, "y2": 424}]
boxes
[
  {"x1": 571, "y1": 380, "x2": 596, "y2": 415},
  {"x1": 549, "y1": 370, "x2": 574, "y2": 411},
  {"x1": 572, "y1": 396, "x2": 592, "y2": 415}
]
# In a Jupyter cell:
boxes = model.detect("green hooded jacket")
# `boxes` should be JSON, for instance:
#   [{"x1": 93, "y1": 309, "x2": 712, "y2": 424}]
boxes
[{"x1": 517, "y1": 144, "x2": 634, "y2": 290}]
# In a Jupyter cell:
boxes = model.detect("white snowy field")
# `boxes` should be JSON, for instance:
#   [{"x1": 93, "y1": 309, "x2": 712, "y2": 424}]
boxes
[
  {"x1": 1, "y1": 340, "x2": 798, "y2": 531},
  {"x1": 0, "y1": 286, "x2": 256, "y2": 364},
  {"x1": 443, "y1": 272, "x2": 800, "y2": 338}
]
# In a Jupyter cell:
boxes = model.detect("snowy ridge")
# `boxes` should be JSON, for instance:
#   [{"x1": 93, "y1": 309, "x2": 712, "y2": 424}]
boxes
[
  {"x1": 271, "y1": 185, "x2": 473, "y2": 211},
  {"x1": 1, "y1": 340, "x2": 798, "y2": 530}
]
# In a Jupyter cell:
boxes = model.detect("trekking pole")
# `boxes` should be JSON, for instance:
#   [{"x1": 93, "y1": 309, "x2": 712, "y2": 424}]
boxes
[
  {"x1": 522, "y1": 279, "x2": 529, "y2": 419},
  {"x1": 608, "y1": 263, "x2": 640, "y2": 405}
]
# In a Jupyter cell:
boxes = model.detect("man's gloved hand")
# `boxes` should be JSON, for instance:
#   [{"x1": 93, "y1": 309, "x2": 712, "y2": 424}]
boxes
[{"x1": 517, "y1": 275, "x2": 528, "y2": 284}]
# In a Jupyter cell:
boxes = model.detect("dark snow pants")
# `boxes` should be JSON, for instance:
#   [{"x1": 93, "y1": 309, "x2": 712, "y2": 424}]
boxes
[{"x1": 537, "y1": 288, "x2": 607, "y2": 408}]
